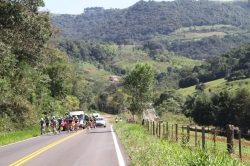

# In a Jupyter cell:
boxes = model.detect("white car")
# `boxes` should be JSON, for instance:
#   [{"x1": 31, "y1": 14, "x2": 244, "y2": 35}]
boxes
[{"x1": 95, "y1": 117, "x2": 106, "y2": 127}]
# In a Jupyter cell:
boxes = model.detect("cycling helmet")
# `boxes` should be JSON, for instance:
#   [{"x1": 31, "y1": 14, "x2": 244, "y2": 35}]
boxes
[
  {"x1": 41, "y1": 118, "x2": 44, "y2": 121},
  {"x1": 52, "y1": 116, "x2": 55, "y2": 119}
]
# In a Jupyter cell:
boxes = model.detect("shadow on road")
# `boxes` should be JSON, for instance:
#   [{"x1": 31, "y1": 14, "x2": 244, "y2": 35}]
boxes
[{"x1": 86, "y1": 131, "x2": 113, "y2": 134}]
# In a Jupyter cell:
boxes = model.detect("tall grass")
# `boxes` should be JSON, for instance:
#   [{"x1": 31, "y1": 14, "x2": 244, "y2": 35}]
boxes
[
  {"x1": 114, "y1": 122, "x2": 246, "y2": 166},
  {"x1": 0, "y1": 126, "x2": 40, "y2": 146}
]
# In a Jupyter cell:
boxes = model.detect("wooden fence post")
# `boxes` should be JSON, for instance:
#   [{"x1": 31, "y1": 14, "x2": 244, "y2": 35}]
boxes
[
  {"x1": 156, "y1": 122, "x2": 158, "y2": 136},
  {"x1": 187, "y1": 125, "x2": 190, "y2": 143},
  {"x1": 238, "y1": 130, "x2": 242, "y2": 160},
  {"x1": 175, "y1": 124, "x2": 178, "y2": 142},
  {"x1": 213, "y1": 129, "x2": 216, "y2": 144},
  {"x1": 195, "y1": 127, "x2": 197, "y2": 147},
  {"x1": 163, "y1": 122, "x2": 165, "y2": 135},
  {"x1": 166, "y1": 122, "x2": 169, "y2": 140},
  {"x1": 226, "y1": 124, "x2": 235, "y2": 154},
  {"x1": 151, "y1": 121, "x2": 153, "y2": 135},
  {"x1": 172, "y1": 124, "x2": 174, "y2": 141},
  {"x1": 159, "y1": 122, "x2": 161, "y2": 138},
  {"x1": 153, "y1": 121, "x2": 155, "y2": 135},
  {"x1": 202, "y1": 126, "x2": 205, "y2": 150},
  {"x1": 146, "y1": 120, "x2": 149, "y2": 131}
]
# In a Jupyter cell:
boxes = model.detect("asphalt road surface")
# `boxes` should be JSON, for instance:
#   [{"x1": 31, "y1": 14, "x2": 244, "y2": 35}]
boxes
[{"x1": 0, "y1": 122, "x2": 130, "y2": 166}]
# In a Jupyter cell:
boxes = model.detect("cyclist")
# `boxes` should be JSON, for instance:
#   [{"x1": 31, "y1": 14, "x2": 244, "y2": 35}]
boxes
[
  {"x1": 58, "y1": 117, "x2": 63, "y2": 133},
  {"x1": 89, "y1": 115, "x2": 96, "y2": 128},
  {"x1": 74, "y1": 116, "x2": 79, "y2": 131},
  {"x1": 85, "y1": 115, "x2": 90, "y2": 129},
  {"x1": 51, "y1": 116, "x2": 57, "y2": 134},
  {"x1": 92, "y1": 115, "x2": 96, "y2": 128},
  {"x1": 40, "y1": 118, "x2": 45, "y2": 135},
  {"x1": 45, "y1": 116, "x2": 50, "y2": 133},
  {"x1": 65, "y1": 115, "x2": 69, "y2": 131},
  {"x1": 68, "y1": 115, "x2": 73, "y2": 131}
]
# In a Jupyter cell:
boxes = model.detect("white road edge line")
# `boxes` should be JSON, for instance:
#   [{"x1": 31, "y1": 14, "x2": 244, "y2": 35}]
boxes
[
  {"x1": 111, "y1": 125, "x2": 125, "y2": 166},
  {"x1": 0, "y1": 136, "x2": 41, "y2": 148}
]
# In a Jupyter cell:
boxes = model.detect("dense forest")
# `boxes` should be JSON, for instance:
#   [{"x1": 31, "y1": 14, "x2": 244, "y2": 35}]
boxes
[
  {"x1": 179, "y1": 42, "x2": 250, "y2": 88},
  {"x1": 51, "y1": 0, "x2": 250, "y2": 43},
  {"x1": 50, "y1": 0, "x2": 250, "y2": 59},
  {"x1": 0, "y1": 0, "x2": 96, "y2": 131}
]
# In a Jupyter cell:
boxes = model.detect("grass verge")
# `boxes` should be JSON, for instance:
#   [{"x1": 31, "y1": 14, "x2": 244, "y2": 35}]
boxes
[
  {"x1": 114, "y1": 122, "x2": 248, "y2": 166},
  {"x1": 0, "y1": 126, "x2": 40, "y2": 146}
]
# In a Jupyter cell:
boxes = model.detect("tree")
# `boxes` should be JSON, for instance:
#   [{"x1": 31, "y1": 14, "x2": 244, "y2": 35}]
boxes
[
  {"x1": 211, "y1": 90, "x2": 234, "y2": 129},
  {"x1": 232, "y1": 88, "x2": 250, "y2": 133},
  {"x1": 154, "y1": 89, "x2": 185, "y2": 115},
  {"x1": 190, "y1": 92, "x2": 215, "y2": 126},
  {"x1": 123, "y1": 62, "x2": 154, "y2": 120},
  {"x1": 0, "y1": 0, "x2": 87, "y2": 131}
]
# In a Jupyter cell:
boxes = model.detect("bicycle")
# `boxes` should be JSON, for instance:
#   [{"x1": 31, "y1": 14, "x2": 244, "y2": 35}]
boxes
[{"x1": 41, "y1": 124, "x2": 45, "y2": 135}]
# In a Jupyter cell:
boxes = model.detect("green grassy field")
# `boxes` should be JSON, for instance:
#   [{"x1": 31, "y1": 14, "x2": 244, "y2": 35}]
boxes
[
  {"x1": 177, "y1": 78, "x2": 250, "y2": 98},
  {"x1": 151, "y1": 24, "x2": 248, "y2": 43}
]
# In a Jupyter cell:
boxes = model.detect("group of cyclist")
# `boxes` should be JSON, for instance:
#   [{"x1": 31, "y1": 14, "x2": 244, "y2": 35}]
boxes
[
  {"x1": 40, "y1": 114, "x2": 99, "y2": 134},
  {"x1": 86, "y1": 115, "x2": 96, "y2": 129},
  {"x1": 40, "y1": 115, "x2": 79, "y2": 135}
]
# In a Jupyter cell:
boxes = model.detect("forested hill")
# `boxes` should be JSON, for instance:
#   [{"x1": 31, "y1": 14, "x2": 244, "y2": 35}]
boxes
[
  {"x1": 51, "y1": 0, "x2": 250, "y2": 43},
  {"x1": 179, "y1": 42, "x2": 250, "y2": 88}
]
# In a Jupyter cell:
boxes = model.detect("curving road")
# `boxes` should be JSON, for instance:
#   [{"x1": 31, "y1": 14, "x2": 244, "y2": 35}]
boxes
[{"x1": 0, "y1": 119, "x2": 130, "y2": 166}]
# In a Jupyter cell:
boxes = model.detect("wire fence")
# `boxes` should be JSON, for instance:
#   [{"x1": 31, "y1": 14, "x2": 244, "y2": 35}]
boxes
[{"x1": 128, "y1": 119, "x2": 250, "y2": 162}]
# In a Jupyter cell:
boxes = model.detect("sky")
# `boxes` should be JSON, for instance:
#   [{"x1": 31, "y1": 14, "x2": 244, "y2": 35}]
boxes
[{"x1": 40, "y1": 0, "x2": 164, "y2": 15}]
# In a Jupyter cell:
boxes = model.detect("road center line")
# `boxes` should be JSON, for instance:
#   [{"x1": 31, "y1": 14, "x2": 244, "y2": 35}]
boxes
[
  {"x1": 111, "y1": 125, "x2": 125, "y2": 166},
  {"x1": 9, "y1": 130, "x2": 84, "y2": 166}
]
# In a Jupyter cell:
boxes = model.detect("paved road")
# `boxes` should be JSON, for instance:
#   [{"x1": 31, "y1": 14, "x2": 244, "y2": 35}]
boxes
[{"x1": 0, "y1": 122, "x2": 129, "y2": 166}]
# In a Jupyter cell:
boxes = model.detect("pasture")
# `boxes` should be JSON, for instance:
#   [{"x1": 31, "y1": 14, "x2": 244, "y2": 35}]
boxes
[{"x1": 177, "y1": 78, "x2": 250, "y2": 98}]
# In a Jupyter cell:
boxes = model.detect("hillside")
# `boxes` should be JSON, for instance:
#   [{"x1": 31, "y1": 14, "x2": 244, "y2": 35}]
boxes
[
  {"x1": 55, "y1": 39, "x2": 203, "y2": 91},
  {"x1": 50, "y1": 0, "x2": 250, "y2": 59},
  {"x1": 51, "y1": 0, "x2": 250, "y2": 42},
  {"x1": 178, "y1": 77, "x2": 250, "y2": 97},
  {"x1": 179, "y1": 42, "x2": 250, "y2": 88}
]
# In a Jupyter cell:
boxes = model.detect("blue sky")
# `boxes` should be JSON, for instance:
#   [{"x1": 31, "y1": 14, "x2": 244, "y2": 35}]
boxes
[{"x1": 40, "y1": 0, "x2": 166, "y2": 14}]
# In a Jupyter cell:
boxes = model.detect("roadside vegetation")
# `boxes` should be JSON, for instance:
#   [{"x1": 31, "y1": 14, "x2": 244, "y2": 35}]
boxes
[
  {"x1": 0, "y1": 127, "x2": 40, "y2": 146},
  {"x1": 114, "y1": 122, "x2": 247, "y2": 166}
]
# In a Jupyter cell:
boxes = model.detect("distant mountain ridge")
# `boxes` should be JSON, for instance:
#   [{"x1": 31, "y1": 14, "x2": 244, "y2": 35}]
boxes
[{"x1": 50, "y1": 0, "x2": 250, "y2": 43}]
